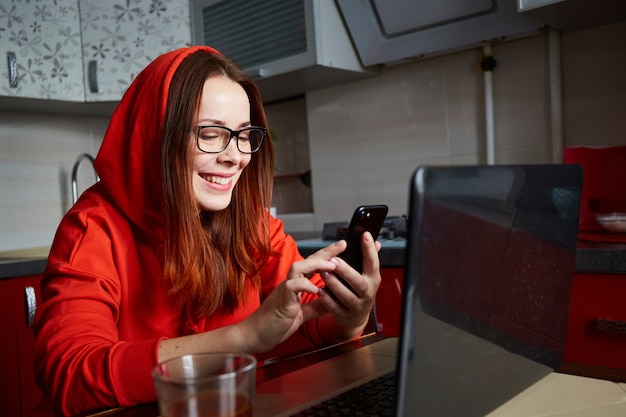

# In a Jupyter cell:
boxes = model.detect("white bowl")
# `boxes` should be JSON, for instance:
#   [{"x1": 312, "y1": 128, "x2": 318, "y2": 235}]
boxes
[{"x1": 596, "y1": 213, "x2": 626, "y2": 233}]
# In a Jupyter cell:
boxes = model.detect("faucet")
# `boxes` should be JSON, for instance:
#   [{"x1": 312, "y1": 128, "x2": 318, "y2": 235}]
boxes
[{"x1": 71, "y1": 153, "x2": 100, "y2": 204}]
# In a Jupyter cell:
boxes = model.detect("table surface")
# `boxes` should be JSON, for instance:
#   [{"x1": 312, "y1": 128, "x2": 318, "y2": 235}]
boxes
[{"x1": 78, "y1": 334, "x2": 626, "y2": 417}]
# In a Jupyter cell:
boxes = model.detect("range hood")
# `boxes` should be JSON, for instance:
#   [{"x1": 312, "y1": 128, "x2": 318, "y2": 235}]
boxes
[
  {"x1": 191, "y1": 0, "x2": 375, "y2": 103},
  {"x1": 335, "y1": 0, "x2": 544, "y2": 66}
]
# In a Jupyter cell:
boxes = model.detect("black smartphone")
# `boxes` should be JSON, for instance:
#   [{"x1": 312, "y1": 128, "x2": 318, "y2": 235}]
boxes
[{"x1": 333, "y1": 204, "x2": 388, "y2": 292}]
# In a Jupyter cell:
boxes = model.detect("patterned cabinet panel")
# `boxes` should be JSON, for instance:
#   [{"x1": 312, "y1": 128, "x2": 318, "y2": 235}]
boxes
[
  {"x1": 80, "y1": 0, "x2": 191, "y2": 102},
  {"x1": 0, "y1": 0, "x2": 84, "y2": 101}
]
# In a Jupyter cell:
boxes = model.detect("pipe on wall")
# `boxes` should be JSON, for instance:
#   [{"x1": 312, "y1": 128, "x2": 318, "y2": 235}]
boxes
[
  {"x1": 482, "y1": 45, "x2": 496, "y2": 165},
  {"x1": 549, "y1": 28, "x2": 564, "y2": 163}
]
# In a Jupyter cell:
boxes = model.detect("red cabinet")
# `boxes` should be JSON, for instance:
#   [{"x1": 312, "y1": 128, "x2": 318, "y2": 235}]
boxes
[
  {"x1": 561, "y1": 272, "x2": 626, "y2": 381},
  {"x1": 0, "y1": 275, "x2": 45, "y2": 417},
  {"x1": 375, "y1": 268, "x2": 404, "y2": 337}
]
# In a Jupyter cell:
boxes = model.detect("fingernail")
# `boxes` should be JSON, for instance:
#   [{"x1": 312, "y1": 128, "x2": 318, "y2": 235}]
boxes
[
  {"x1": 321, "y1": 271, "x2": 331, "y2": 280},
  {"x1": 330, "y1": 258, "x2": 340, "y2": 266}
]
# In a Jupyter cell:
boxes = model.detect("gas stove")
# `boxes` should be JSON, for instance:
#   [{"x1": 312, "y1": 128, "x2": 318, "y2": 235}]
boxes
[{"x1": 322, "y1": 215, "x2": 408, "y2": 242}]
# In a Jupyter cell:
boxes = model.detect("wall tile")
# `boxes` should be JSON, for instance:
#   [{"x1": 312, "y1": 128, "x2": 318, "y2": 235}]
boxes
[
  {"x1": 265, "y1": 97, "x2": 313, "y2": 215},
  {"x1": 491, "y1": 35, "x2": 551, "y2": 157},
  {"x1": 0, "y1": 112, "x2": 106, "y2": 251},
  {"x1": 561, "y1": 21, "x2": 626, "y2": 146}
]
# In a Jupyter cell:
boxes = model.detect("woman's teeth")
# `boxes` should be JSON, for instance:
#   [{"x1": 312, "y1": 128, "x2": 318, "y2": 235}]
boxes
[{"x1": 207, "y1": 176, "x2": 229, "y2": 185}]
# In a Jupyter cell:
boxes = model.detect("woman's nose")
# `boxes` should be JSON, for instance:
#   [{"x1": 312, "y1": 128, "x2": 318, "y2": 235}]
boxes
[{"x1": 218, "y1": 137, "x2": 243, "y2": 162}]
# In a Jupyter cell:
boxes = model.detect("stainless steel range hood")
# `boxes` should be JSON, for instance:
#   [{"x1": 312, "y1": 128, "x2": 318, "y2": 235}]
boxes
[
  {"x1": 191, "y1": 0, "x2": 376, "y2": 103},
  {"x1": 335, "y1": 0, "x2": 544, "y2": 66}
]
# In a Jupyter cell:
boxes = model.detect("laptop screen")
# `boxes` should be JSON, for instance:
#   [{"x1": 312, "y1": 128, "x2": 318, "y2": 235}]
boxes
[{"x1": 397, "y1": 165, "x2": 582, "y2": 417}]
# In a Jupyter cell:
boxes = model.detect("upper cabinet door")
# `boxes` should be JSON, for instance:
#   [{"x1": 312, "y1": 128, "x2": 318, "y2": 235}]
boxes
[
  {"x1": 80, "y1": 0, "x2": 192, "y2": 102},
  {"x1": 0, "y1": 0, "x2": 85, "y2": 101}
]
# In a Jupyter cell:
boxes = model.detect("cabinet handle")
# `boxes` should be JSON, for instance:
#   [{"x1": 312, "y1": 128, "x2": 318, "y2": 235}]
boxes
[
  {"x1": 88, "y1": 60, "x2": 99, "y2": 93},
  {"x1": 7, "y1": 51, "x2": 18, "y2": 88},
  {"x1": 596, "y1": 317, "x2": 626, "y2": 334},
  {"x1": 24, "y1": 286, "x2": 37, "y2": 328}
]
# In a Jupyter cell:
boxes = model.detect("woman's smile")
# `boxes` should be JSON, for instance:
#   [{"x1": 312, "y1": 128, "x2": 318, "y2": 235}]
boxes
[{"x1": 201, "y1": 173, "x2": 233, "y2": 189}]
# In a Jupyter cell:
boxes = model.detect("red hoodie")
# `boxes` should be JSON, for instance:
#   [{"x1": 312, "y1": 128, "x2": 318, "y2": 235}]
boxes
[{"x1": 33, "y1": 46, "x2": 324, "y2": 416}]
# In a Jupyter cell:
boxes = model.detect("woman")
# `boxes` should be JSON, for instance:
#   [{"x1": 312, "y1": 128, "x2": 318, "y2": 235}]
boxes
[{"x1": 33, "y1": 46, "x2": 381, "y2": 416}]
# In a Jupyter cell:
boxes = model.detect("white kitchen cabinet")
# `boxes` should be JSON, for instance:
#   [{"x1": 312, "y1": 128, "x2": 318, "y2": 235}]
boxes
[
  {"x1": 0, "y1": 0, "x2": 85, "y2": 101},
  {"x1": 0, "y1": 0, "x2": 191, "y2": 105},
  {"x1": 79, "y1": 0, "x2": 192, "y2": 102}
]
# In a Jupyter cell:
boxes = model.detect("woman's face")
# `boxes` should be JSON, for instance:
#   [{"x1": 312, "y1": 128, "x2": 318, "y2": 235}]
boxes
[{"x1": 192, "y1": 75, "x2": 252, "y2": 212}]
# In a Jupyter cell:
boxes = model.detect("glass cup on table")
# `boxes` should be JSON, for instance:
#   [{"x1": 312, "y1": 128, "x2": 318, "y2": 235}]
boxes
[{"x1": 152, "y1": 352, "x2": 256, "y2": 417}]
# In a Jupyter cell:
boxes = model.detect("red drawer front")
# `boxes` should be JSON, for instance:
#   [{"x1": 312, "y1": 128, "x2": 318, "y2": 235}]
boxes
[{"x1": 564, "y1": 272, "x2": 626, "y2": 370}]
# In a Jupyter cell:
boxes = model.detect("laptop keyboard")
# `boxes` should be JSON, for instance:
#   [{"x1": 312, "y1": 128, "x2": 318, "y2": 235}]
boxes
[{"x1": 290, "y1": 371, "x2": 397, "y2": 417}]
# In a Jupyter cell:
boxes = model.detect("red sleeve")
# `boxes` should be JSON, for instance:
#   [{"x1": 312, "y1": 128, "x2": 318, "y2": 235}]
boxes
[{"x1": 33, "y1": 200, "x2": 170, "y2": 416}]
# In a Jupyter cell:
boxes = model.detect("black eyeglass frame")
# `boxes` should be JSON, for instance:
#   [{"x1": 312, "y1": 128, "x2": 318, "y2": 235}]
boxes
[{"x1": 195, "y1": 125, "x2": 267, "y2": 154}]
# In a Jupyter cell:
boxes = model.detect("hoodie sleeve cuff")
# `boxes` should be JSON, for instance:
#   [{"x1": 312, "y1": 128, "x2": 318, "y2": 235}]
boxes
[{"x1": 110, "y1": 337, "x2": 168, "y2": 405}]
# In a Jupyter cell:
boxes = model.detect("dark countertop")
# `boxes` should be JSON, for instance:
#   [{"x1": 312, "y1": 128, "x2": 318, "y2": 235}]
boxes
[
  {"x1": 1, "y1": 239, "x2": 625, "y2": 280},
  {"x1": 297, "y1": 238, "x2": 626, "y2": 274},
  {"x1": 0, "y1": 246, "x2": 50, "y2": 280},
  {"x1": 575, "y1": 240, "x2": 626, "y2": 273},
  {"x1": 0, "y1": 258, "x2": 48, "y2": 279}
]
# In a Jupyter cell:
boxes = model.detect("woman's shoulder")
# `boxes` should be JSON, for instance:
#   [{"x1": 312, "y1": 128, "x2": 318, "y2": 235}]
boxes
[
  {"x1": 49, "y1": 183, "x2": 136, "y2": 261},
  {"x1": 65, "y1": 182, "x2": 130, "y2": 229}
]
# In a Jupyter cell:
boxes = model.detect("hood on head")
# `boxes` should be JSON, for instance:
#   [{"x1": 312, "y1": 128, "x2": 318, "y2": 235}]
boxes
[{"x1": 94, "y1": 46, "x2": 220, "y2": 242}]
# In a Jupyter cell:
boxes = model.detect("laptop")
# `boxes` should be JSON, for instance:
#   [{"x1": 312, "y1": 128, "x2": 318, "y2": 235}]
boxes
[{"x1": 255, "y1": 164, "x2": 583, "y2": 417}]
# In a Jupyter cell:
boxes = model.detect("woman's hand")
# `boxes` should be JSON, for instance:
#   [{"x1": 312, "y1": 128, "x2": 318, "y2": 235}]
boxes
[
  {"x1": 240, "y1": 232, "x2": 381, "y2": 352},
  {"x1": 315, "y1": 231, "x2": 382, "y2": 340},
  {"x1": 240, "y1": 251, "x2": 340, "y2": 352}
]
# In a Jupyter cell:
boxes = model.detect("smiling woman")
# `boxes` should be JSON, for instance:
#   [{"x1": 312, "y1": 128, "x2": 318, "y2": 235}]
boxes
[{"x1": 33, "y1": 46, "x2": 383, "y2": 416}]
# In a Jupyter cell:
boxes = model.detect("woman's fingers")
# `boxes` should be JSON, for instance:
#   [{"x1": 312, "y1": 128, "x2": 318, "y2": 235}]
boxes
[{"x1": 307, "y1": 239, "x2": 347, "y2": 261}]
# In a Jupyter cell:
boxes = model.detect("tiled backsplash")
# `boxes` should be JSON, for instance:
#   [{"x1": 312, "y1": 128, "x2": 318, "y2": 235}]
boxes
[
  {"x1": 0, "y1": 112, "x2": 108, "y2": 251},
  {"x1": 265, "y1": 97, "x2": 313, "y2": 216},
  {"x1": 1, "y1": 21, "x2": 625, "y2": 252}
]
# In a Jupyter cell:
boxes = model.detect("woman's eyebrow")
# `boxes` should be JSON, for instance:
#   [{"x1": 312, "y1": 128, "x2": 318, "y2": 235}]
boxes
[
  {"x1": 196, "y1": 119, "x2": 252, "y2": 128},
  {"x1": 197, "y1": 117, "x2": 223, "y2": 125}
]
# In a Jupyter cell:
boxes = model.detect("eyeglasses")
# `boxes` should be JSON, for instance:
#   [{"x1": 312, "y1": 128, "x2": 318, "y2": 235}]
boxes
[{"x1": 195, "y1": 125, "x2": 266, "y2": 154}]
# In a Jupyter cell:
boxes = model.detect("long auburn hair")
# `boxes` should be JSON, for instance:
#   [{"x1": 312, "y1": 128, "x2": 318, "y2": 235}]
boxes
[{"x1": 161, "y1": 51, "x2": 274, "y2": 317}]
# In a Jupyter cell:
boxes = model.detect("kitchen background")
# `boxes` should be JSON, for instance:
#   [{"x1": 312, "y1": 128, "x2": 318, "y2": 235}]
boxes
[{"x1": 0, "y1": 0, "x2": 625, "y2": 252}]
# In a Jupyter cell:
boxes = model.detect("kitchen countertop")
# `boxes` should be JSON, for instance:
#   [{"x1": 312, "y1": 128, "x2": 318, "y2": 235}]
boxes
[
  {"x1": 1, "y1": 239, "x2": 626, "y2": 280},
  {"x1": 0, "y1": 246, "x2": 50, "y2": 280},
  {"x1": 575, "y1": 240, "x2": 626, "y2": 273},
  {"x1": 298, "y1": 238, "x2": 626, "y2": 273}
]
